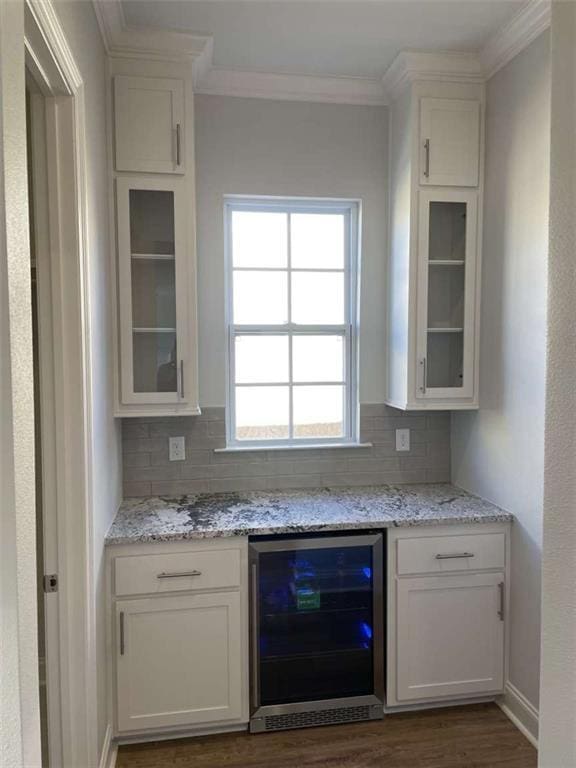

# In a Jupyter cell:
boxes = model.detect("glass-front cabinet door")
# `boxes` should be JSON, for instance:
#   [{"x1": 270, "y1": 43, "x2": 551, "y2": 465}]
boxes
[
  {"x1": 416, "y1": 189, "x2": 477, "y2": 400},
  {"x1": 117, "y1": 177, "x2": 189, "y2": 405}
]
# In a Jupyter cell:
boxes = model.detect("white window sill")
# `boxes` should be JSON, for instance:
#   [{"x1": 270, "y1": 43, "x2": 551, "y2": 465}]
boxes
[{"x1": 214, "y1": 442, "x2": 373, "y2": 454}]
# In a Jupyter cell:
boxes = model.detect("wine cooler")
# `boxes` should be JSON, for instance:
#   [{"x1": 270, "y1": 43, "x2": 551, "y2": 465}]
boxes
[{"x1": 249, "y1": 533, "x2": 384, "y2": 733}]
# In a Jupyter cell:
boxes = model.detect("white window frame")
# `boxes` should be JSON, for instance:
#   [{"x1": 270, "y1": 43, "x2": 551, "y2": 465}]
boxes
[{"x1": 224, "y1": 196, "x2": 360, "y2": 449}]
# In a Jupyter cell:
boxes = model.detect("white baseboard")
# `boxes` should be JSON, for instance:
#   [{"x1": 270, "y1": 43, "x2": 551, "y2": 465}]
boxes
[
  {"x1": 99, "y1": 724, "x2": 117, "y2": 768},
  {"x1": 498, "y1": 682, "x2": 539, "y2": 749}
]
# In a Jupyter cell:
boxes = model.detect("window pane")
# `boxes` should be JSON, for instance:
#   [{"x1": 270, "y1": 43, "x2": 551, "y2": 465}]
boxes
[
  {"x1": 291, "y1": 272, "x2": 345, "y2": 325},
  {"x1": 233, "y1": 271, "x2": 288, "y2": 325},
  {"x1": 235, "y1": 335, "x2": 289, "y2": 384},
  {"x1": 293, "y1": 335, "x2": 344, "y2": 383},
  {"x1": 293, "y1": 385, "x2": 344, "y2": 439},
  {"x1": 236, "y1": 386, "x2": 289, "y2": 440},
  {"x1": 232, "y1": 211, "x2": 287, "y2": 268},
  {"x1": 291, "y1": 213, "x2": 345, "y2": 269}
]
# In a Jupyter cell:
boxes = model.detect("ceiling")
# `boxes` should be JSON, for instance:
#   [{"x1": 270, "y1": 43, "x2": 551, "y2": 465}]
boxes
[{"x1": 121, "y1": 0, "x2": 527, "y2": 80}]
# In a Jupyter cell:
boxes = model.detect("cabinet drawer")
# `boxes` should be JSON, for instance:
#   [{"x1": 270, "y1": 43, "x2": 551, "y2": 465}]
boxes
[
  {"x1": 397, "y1": 532, "x2": 505, "y2": 575},
  {"x1": 114, "y1": 548, "x2": 241, "y2": 596}
]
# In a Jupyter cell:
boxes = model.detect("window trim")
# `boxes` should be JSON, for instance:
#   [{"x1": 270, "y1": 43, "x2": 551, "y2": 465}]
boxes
[{"x1": 224, "y1": 195, "x2": 361, "y2": 449}]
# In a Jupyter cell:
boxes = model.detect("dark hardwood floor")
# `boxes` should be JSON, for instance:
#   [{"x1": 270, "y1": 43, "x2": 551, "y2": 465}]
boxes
[{"x1": 116, "y1": 703, "x2": 536, "y2": 768}]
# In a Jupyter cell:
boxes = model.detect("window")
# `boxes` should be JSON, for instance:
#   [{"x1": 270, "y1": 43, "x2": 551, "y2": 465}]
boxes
[{"x1": 225, "y1": 197, "x2": 360, "y2": 448}]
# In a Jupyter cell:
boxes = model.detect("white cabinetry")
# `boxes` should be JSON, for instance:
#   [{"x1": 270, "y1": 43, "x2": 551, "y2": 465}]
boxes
[
  {"x1": 419, "y1": 98, "x2": 480, "y2": 187},
  {"x1": 386, "y1": 78, "x2": 484, "y2": 410},
  {"x1": 109, "y1": 62, "x2": 199, "y2": 416},
  {"x1": 109, "y1": 539, "x2": 248, "y2": 736},
  {"x1": 387, "y1": 524, "x2": 509, "y2": 707},
  {"x1": 114, "y1": 76, "x2": 185, "y2": 174}
]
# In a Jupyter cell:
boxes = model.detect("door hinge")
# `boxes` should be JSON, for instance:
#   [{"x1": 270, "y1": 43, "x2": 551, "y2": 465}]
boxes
[{"x1": 43, "y1": 574, "x2": 58, "y2": 593}]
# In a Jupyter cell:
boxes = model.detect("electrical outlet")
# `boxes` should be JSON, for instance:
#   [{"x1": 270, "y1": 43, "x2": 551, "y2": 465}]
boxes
[
  {"x1": 395, "y1": 428, "x2": 410, "y2": 452},
  {"x1": 169, "y1": 436, "x2": 186, "y2": 461}
]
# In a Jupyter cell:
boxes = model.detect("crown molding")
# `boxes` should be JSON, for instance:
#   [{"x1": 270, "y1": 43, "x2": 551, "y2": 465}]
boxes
[
  {"x1": 195, "y1": 68, "x2": 387, "y2": 106},
  {"x1": 480, "y1": 0, "x2": 551, "y2": 80},
  {"x1": 382, "y1": 51, "x2": 484, "y2": 101}
]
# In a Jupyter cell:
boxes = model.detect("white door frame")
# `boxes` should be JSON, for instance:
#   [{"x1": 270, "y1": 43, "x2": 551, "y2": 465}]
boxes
[{"x1": 24, "y1": 1, "x2": 98, "y2": 765}]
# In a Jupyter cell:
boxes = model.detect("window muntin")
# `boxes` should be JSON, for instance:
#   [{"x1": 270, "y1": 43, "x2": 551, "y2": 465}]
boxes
[{"x1": 225, "y1": 198, "x2": 359, "y2": 447}]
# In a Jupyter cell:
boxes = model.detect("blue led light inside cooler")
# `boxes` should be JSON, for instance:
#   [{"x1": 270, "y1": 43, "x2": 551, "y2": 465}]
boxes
[
  {"x1": 362, "y1": 566, "x2": 372, "y2": 580},
  {"x1": 360, "y1": 622, "x2": 373, "y2": 641}
]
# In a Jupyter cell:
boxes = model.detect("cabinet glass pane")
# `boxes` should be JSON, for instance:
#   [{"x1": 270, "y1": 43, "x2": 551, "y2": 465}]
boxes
[
  {"x1": 427, "y1": 265, "x2": 464, "y2": 330},
  {"x1": 129, "y1": 189, "x2": 175, "y2": 255},
  {"x1": 133, "y1": 331, "x2": 177, "y2": 393},
  {"x1": 132, "y1": 259, "x2": 176, "y2": 329},
  {"x1": 426, "y1": 331, "x2": 463, "y2": 389},
  {"x1": 293, "y1": 385, "x2": 344, "y2": 439},
  {"x1": 429, "y1": 202, "x2": 466, "y2": 262}
]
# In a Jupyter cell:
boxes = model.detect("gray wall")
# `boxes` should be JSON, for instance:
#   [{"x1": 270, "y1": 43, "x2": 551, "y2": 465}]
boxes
[
  {"x1": 451, "y1": 32, "x2": 550, "y2": 711},
  {"x1": 194, "y1": 94, "x2": 389, "y2": 406}
]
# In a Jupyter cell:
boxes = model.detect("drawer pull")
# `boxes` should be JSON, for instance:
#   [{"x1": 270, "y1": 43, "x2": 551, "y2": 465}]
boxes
[
  {"x1": 157, "y1": 570, "x2": 202, "y2": 579},
  {"x1": 435, "y1": 552, "x2": 475, "y2": 560}
]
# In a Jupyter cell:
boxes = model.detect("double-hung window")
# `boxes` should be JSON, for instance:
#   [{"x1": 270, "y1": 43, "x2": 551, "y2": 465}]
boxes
[{"x1": 225, "y1": 197, "x2": 360, "y2": 448}]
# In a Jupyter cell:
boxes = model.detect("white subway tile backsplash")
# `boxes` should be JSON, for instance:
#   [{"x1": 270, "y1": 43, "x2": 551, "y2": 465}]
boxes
[{"x1": 121, "y1": 405, "x2": 451, "y2": 497}]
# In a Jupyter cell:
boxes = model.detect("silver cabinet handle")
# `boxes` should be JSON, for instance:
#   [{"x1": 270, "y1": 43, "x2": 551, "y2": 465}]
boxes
[
  {"x1": 157, "y1": 570, "x2": 202, "y2": 579},
  {"x1": 420, "y1": 358, "x2": 427, "y2": 394},
  {"x1": 251, "y1": 563, "x2": 260, "y2": 708},
  {"x1": 435, "y1": 552, "x2": 475, "y2": 560},
  {"x1": 498, "y1": 582, "x2": 505, "y2": 621},
  {"x1": 179, "y1": 359, "x2": 185, "y2": 399},
  {"x1": 119, "y1": 611, "x2": 125, "y2": 656},
  {"x1": 424, "y1": 138, "x2": 430, "y2": 178},
  {"x1": 175, "y1": 123, "x2": 181, "y2": 166}
]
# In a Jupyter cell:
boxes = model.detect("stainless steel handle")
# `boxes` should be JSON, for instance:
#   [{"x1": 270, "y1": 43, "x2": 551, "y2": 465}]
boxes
[
  {"x1": 435, "y1": 552, "x2": 475, "y2": 560},
  {"x1": 251, "y1": 563, "x2": 260, "y2": 708},
  {"x1": 119, "y1": 611, "x2": 125, "y2": 656},
  {"x1": 157, "y1": 570, "x2": 202, "y2": 579},
  {"x1": 175, "y1": 123, "x2": 181, "y2": 166},
  {"x1": 179, "y1": 359, "x2": 185, "y2": 399},
  {"x1": 498, "y1": 581, "x2": 505, "y2": 621},
  {"x1": 424, "y1": 138, "x2": 430, "y2": 178},
  {"x1": 420, "y1": 357, "x2": 427, "y2": 394}
]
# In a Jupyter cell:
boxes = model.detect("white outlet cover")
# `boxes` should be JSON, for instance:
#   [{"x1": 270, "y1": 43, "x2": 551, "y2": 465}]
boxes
[
  {"x1": 169, "y1": 436, "x2": 186, "y2": 461},
  {"x1": 395, "y1": 428, "x2": 410, "y2": 452}
]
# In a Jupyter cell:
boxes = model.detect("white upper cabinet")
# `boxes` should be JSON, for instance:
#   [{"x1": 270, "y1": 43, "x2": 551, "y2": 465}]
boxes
[
  {"x1": 115, "y1": 76, "x2": 185, "y2": 174},
  {"x1": 419, "y1": 98, "x2": 480, "y2": 187}
]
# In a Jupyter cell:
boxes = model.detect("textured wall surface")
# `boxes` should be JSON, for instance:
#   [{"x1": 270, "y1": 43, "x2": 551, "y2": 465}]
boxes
[
  {"x1": 538, "y1": 3, "x2": 576, "y2": 766},
  {"x1": 0, "y1": 2, "x2": 41, "y2": 766},
  {"x1": 122, "y1": 405, "x2": 450, "y2": 497},
  {"x1": 194, "y1": 94, "x2": 389, "y2": 406},
  {"x1": 451, "y1": 31, "x2": 550, "y2": 711}
]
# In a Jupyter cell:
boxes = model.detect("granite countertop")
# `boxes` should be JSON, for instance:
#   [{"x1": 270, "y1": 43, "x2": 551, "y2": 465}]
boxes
[{"x1": 105, "y1": 484, "x2": 512, "y2": 545}]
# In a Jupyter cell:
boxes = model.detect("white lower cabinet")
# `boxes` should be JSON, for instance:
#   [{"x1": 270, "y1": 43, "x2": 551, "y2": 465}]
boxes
[
  {"x1": 116, "y1": 592, "x2": 242, "y2": 732},
  {"x1": 396, "y1": 573, "x2": 504, "y2": 701},
  {"x1": 387, "y1": 524, "x2": 509, "y2": 707}
]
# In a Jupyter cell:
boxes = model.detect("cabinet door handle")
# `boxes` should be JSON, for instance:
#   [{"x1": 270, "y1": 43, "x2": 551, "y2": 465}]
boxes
[
  {"x1": 498, "y1": 582, "x2": 505, "y2": 621},
  {"x1": 424, "y1": 138, "x2": 430, "y2": 178},
  {"x1": 251, "y1": 563, "x2": 260, "y2": 708},
  {"x1": 157, "y1": 570, "x2": 202, "y2": 579},
  {"x1": 420, "y1": 358, "x2": 427, "y2": 394},
  {"x1": 179, "y1": 359, "x2": 185, "y2": 399},
  {"x1": 435, "y1": 552, "x2": 475, "y2": 560},
  {"x1": 119, "y1": 611, "x2": 125, "y2": 656},
  {"x1": 175, "y1": 123, "x2": 181, "y2": 166}
]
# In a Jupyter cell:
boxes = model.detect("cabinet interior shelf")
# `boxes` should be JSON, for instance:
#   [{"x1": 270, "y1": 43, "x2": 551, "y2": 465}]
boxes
[
  {"x1": 132, "y1": 327, "x2": 177, "y2": 333},
  {"x1": 427, "y1": 328, "x2": 464, "y2": 333},
  {"x1": 428, "y1": 260, "x2": 465, "y2": 266},
  {"x1": 131, "y1": 253, "x2": 175, "y2": 261}
]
